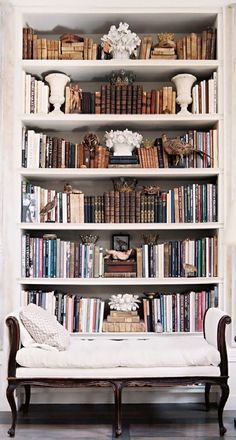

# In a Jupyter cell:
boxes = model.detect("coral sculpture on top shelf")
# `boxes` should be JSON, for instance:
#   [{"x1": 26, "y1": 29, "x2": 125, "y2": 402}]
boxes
[
  {"x1": 105, "y1": 129, "x2": 143, "y2": 156},
  {"x1": 101, "y1": 22, "x2": 141, "y2": 59},
  {"x1": 108, "y1": 294, "x2": 141, "y2": 311}
]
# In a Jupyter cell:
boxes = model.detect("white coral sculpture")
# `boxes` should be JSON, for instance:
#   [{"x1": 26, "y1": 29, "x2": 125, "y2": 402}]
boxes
[
  {"x1": 101, "y1": 22, "x2": 141, "y2": 56},
  {"x1": 108, "y1": 294, "x2": 141, "y2": 311},
  {"x1": 104, "y1": 129, "x2": 143, "y2": 150}
]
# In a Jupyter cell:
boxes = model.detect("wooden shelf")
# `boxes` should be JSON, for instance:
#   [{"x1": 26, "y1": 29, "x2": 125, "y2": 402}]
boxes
[
  {"x1": 21, "y1": 114, "x2": 221, "y2": 131},
  {"x1": 19, "y1": 222, "x2": 222, "y2": 231},
  {"x1": 20, "y1": 168, "x2": 221, "y2": 180},
  {"x1": 19, "y1": 277, "x2": 222, "y2": 286},
  {"x1": 21, "y1": 59, "x2": 220, "y2": 82}
]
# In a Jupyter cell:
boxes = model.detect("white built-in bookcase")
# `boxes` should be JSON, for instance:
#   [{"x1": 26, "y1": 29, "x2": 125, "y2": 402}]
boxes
[{"x1": 11, "y1": 6, "x2": 229, "y2": 340}]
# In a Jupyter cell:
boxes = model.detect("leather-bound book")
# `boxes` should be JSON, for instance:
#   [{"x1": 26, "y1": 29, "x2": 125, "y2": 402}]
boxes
[
  {"x1": 114, "y1": 191, "x2": 120, "y2": 223},
  {"x1": 121, "y1": 85, "x2": 127, "y2": 114},
  {"x1": 125, "y1": 192, "x2": 130, "y2": 223},
  {"x1": 135, "y1": 190, "x2": 141, "y2": 223},
  {"x1": 120, "y1": 192, "x2": 125, "y2": 223},
  {"x1": 57, "y1": 138, "x2": 62, "y2": 168},
  {"x1": 141, "y1": 91, "x2": 147, "y2": 114},
  {"x1": 127, "y1": 84, "x2": 132, "y2": 114},
  {"x1": 137, "y1": 85, "x2": 143, "y2": 114},
  {"x1": 104, "y1": 191, "x2": 110, "y2": 223},
  {"x1": 111, "y1": 85, "x2": 116, "y2": 114},
  {"x1": 151, "y1": 89, "x2": 156, "y2": 114},
  {"x1": 106, "y1": 83, "x2": 111, "y2": 114},
  {"x1": 115, "y1": 85, "x2": 121, "y2": 114},
  {"x1": 52, "y1": 137, "x2": 58, "y2": 168},
  {"x1": 132, "y1": 84, "x2": 138, "y2": 114},
  {"x1": 101, "y1": 84, "x2": 106, "y2": 114},
  {"x1": 109, "y1": 191, "x2": 115, "y2": 223},
  {"x1": 146, "y1": 91, "x2": 151, "y2": 114},
  {"x1": 130, "y1": 191, "x2": 136, "y2": 223}
]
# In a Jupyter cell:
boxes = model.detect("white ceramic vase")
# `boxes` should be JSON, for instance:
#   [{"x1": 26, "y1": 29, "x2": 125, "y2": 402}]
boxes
[
  {"x1": 113, "y1": 142, "x2": 134, "y2": 156},
  {"x1": 112, "y1": 49, "x2": 130, "y2": 60},
  {"x1": 171, "y1": 73, "x2": 197, "y2": 115},
  {"x1": 45, "y1": 73, "x2": 70, "y2": 115}
]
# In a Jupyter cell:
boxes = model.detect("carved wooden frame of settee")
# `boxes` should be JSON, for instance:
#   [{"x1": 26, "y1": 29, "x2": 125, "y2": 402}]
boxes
[{"x1": 6, "y1": 310, "x2": 231, "y2": 437}]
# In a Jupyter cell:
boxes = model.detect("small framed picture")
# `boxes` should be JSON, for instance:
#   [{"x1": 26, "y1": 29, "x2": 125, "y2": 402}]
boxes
[{"x1": 112, "y1": 234, "x2": 130, "y2": 252}]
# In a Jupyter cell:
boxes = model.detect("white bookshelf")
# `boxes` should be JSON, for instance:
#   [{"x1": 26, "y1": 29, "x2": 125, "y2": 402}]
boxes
[
  {"x1": 19, "y1": 277, "x2": 222, "y2": 286},
  {"x1": 20, "y1": 168, "x2": 221, "y2": 179},
  {"x1": 21, "y1": 59, "x2": 220, "y2": 81},
  {"x1": 19, "y1": 223, "x2": 223, "y2": 231},
  {"x1": 13, "y1": 5, "x2": 226, "y2": 340},
  {"x1": 22, "y1": 113, "x2": 221, "y2": 130}
]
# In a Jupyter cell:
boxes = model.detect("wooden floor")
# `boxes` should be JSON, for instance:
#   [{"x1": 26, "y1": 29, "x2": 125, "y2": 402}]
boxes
[{"x1": 0, "y1": 404, "x2": 236, "y2": 439}]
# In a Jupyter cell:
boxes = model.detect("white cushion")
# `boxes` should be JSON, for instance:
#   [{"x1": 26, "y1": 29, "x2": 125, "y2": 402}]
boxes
[
  {"x1": 16, "y1": 336, "x2": 220, "y2": 369},
  {"x1": 16, "y1": 366, "x2": 220, "y2": 379},
  {"x1": 19, "y1": 304, "x2": 70, "y2": 351}
]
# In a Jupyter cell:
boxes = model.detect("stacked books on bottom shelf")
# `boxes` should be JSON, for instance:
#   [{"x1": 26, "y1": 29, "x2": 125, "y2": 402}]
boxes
[
  {"x1": 21, "y1": 287, "x2": 218, "y2": 333},
  {"x1": 21, "y1": 235, "x2": 218, "y2": 279}
]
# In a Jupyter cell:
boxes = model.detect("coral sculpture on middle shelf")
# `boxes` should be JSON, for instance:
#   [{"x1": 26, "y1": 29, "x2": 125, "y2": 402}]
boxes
[
  {"x1": 108, "y1": 293, "x2": 141, "y2": 311},
  {"x1": 105, "y1": 129, "x2": 143, "y2": 156}
]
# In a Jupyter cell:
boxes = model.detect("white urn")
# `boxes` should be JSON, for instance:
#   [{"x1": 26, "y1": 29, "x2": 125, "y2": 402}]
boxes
[
  {"x1": 45, "y1": 73, "x2": 70, "y2": 115},
  {"x1": 171, "y1": 73, "x2": 197, "y2": 115},
  {"x1": 112, "y1": 49, "x2": 130, "y2": 60},
  {"x1": 113, "y1": 142, "x2": 134, "y2": 156}
]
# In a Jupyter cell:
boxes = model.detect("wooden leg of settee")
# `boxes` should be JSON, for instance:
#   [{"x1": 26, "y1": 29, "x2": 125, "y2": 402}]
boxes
[
  {"x1": 218, "y1": 382, "x2": 229, "y2": 436},
  {"x1": 6, "y1": 384, "x2": 17, "y2": 437},
  {"x1": 113, "y1": 382, "x2": 123, "y2": 437},
  {"x1": 20, "y1": 385, "x2": 31, "y2": 412},
  {"x1": 205, "y1": 383, "x2": 211, "y2": 411}
]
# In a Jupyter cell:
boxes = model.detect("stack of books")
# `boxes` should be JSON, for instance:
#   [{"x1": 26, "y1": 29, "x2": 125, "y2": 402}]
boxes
[
  {"x1": 104, "y1": 260, "x2": 137, "y2": 278},
  {"x1": 151, "y1": 47, "x2": 177, "y2": 60},
  {"x1": 103, "y1": 310, "x2": 145, "y2": 332},
  {"x1": 109, "y1": 154, "x2": 139, "y2": 168}
]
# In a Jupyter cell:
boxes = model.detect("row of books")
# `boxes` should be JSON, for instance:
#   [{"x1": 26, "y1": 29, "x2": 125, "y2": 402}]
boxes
[
  {"x1": 21, "y1": 128, "x2": 109, "y2": 169},
  {"x1": 192, "y1": 73, "x2": 217, "y2": 114},
  {"x1": 176, "y1": 28, "x2": 216, "y2": 60},
  {"x1": 23, "y1": 27, "x2": 216, "y2": 61},
  {"x1": 21, "y1": 235, "x2": 217, "y2": 279},
  {"x1": 21, "y1": 287, "x2": 218, "y2": 333},
  {"x1": 136, "y1": 237, "x2": 218, "y2": 278},
  {"x1": 140, "y1": 131, "x2": 218, "y2": 169},
  {"x1": 23, "y1": 72, "x2": 49, "y2": 114},
  {"x1": 143, "y1": 288, "x2": 218, "y2": 332},
  {"x1": 65, "y1": 83, "x2": 177, "y2": 115},
  {"x1": 23, "y1": 74, "x2": 217, "y2": 115},
  {"x1": 21, "y1": 183, "x2": 217, "y2": 224},
  {"x1": 21, "y1": 236, "x2": 104, "y2": 278},
  {"x1": 21, "y1": 290, "x2": 105, "y2": 333},
  {"x1": 21, "y1": 129, "x2": 218, "y2": 170}
]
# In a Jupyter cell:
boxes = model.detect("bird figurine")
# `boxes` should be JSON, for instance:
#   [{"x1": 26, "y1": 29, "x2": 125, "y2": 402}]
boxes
[
  {"x1": 104, "y1": 249, "x2": 133, "y2": 260},
  {"x1": 40, "y1": 196, "x2": 56, "y2": 217},
  {"x1": 162, "y1": 134, "x2": 212, "y2": 166}
]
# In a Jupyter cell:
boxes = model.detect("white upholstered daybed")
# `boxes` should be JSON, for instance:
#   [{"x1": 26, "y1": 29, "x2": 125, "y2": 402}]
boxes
[{"x1": 6, "y1": 307, "x2": 231, "y2": 437}]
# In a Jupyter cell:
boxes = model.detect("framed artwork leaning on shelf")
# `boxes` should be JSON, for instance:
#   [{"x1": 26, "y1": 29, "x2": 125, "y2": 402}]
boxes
[{"x1": 112, "y1": 234, "x2": 130, "y2": 251}]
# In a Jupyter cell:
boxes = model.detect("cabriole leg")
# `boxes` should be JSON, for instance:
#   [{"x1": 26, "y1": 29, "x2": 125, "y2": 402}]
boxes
[
  {"x1": 218, "y1": 382, "x2": 229, "y2": 436},
  {"x1": 6, "y1": 384, "x2": 17, "y2": 437},
  {"x1": 21, "y1": 384, "x2": 31, "y2": 412},
  {"x1": 114, "y1": 382, "x2": 123, "y2": 437},
  {"x1": 205, "y1": 383, "x2": 211, "y2": 411}
]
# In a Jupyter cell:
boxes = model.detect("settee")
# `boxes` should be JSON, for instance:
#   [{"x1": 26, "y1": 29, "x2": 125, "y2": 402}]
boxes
[{"x1": 6, "y1": 307, "x2": 231, "y2": 437}]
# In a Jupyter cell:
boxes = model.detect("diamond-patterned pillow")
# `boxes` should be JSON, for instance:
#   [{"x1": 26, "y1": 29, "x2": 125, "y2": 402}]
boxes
[{"x1": 19, "y1": 304, "x2": 70, "y2": 351}]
